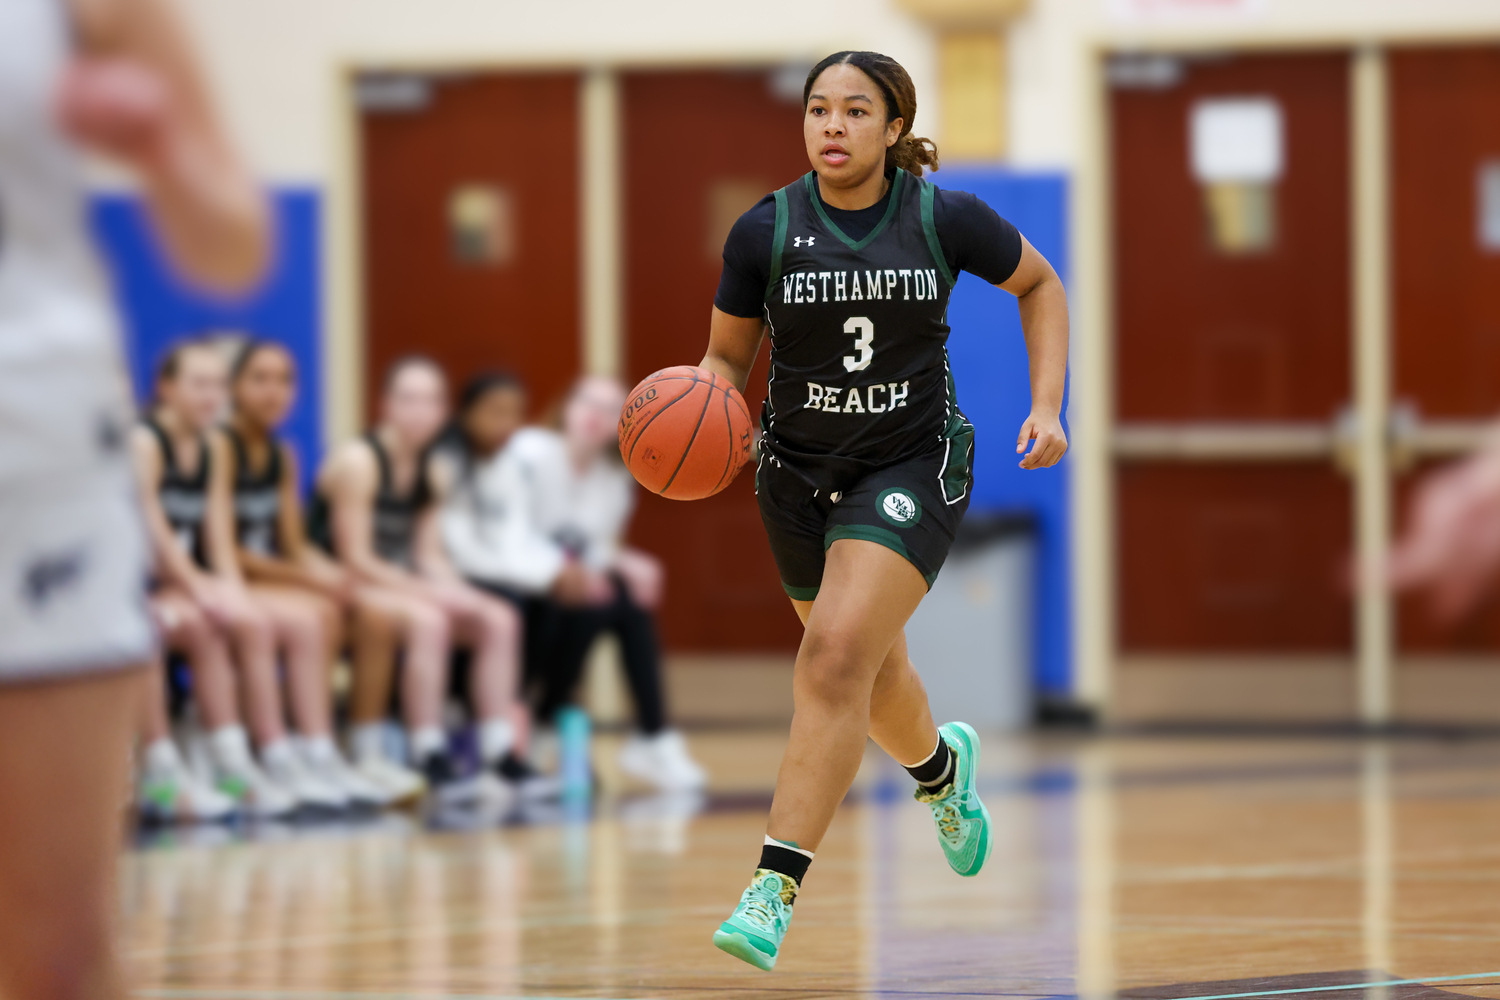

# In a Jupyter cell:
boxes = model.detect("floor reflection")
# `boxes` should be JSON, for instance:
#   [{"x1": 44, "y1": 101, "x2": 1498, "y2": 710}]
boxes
[{"x1": 122, "y1": 733, "x2": 1500, "y2": 1000}]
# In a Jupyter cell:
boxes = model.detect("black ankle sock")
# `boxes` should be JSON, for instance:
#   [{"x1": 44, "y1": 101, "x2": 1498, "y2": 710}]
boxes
[
  {"x1": 905, "y1": 738, "x2": 954, "y2": 789},
  {"x1": 758, "y1": 844, "x2": 811, "y2": 889}
]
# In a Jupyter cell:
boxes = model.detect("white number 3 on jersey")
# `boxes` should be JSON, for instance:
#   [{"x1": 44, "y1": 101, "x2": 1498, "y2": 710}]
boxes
[{"x1": 843, "y1": 316, "x2": 874, "y2": 372}]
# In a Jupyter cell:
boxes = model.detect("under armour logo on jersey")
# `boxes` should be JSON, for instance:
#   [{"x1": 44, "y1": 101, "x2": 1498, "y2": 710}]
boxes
[{"x1": 793, "y1": 236, "x2": 816, "y2": 247}]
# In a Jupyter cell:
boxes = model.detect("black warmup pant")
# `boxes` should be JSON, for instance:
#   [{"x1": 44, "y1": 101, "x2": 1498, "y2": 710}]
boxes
[{"x1": 477, "y1": 577, "x2": 667, "y2": 735}]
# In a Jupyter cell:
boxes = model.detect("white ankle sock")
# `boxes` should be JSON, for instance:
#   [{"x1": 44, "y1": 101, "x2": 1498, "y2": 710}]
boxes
[
  {"x1": 209, "y1": 725, "x2": 253, "y2": 770},
  {"x1": 350, "y1": 723, "x2": 385, "y2": 763},
  {"x1": 478, "y1": 718, "x2": 516, "y2": 764},
  {"x1": 410, "y1": 726, "x2": 445, "y2": 762},
  {"x1": 260, "y1": 738, "x2": 297, "y2": 769},
  {"x1": 143, "y1": 737, "x2": 182, "y2": 775},
  {"x1": 764, "y1": 834, "x2": 815, "y2": 860},
  {"x1": 299, "y1": 735, "x2": 339, "y2": 764}
]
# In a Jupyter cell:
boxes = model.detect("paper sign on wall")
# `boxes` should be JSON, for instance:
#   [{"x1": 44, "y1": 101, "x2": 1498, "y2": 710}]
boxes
[{"x1": 1191, "y1": 97, "x2": 1284, "y2": 184}]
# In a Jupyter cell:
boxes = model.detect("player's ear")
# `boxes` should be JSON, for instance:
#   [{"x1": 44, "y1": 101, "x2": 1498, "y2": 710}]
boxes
[{"x1": 885, "y1": 117, "x2": 904, "y2": 147}]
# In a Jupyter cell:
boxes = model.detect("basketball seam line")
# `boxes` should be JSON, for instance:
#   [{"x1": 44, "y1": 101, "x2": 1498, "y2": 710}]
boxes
[
  {"x1": 659, "y1": 376, "x2": 716, "y2": 496},
  {"x1": 710, "y1": 383, "x2": 735, "y2": 495},
  {"x1": 624, "y1": 371, "x2": 702, "y2": 466}
]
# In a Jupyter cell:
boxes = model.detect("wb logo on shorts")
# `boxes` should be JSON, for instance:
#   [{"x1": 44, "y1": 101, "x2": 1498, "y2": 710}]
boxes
[{"x1": 877, "y1": 488, "x2": 921, "y2": 527}]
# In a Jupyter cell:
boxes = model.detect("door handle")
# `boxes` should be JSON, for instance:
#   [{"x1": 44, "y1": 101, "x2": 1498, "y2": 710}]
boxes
[{"x1": 1336, "y1": 400, "x2": 1494, "y2": 475}]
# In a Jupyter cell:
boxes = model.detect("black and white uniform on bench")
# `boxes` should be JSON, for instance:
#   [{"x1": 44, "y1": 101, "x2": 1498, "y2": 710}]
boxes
[
  {"x1": 143, "y1": 417, "x2": 212, "y2": 568},
  {"x1": 226, "y1": 427, "x2": 283, "y2": 556}
]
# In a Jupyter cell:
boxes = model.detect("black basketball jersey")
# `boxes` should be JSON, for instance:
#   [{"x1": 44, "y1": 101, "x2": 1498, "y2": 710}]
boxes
[
  {"x1": 760, "y1": 169, "x2": 971, "y2": 493},
  {"x1": 366, "y1": 432, "x2": 429, "y2": 569},
  {"x1": 144, "y1": 417, "x2": 211, "y2": 567},
  {"x1": 226, "y1": 428, "x2": 283, "y2": 557}
]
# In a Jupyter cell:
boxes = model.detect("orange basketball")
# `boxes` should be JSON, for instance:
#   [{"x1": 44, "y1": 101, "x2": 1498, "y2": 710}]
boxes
[{"x1": 618, "y1": 366, "x2": 754, "y2": 501}]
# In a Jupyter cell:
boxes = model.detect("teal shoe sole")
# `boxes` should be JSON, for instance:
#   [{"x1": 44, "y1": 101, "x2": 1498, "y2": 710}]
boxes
[
  {"x1": 941, "y1": 721, "x2": 994, "y2": 877},
  {"x1": 713, "y1": 925, "x2": 777, "y2": 970}
]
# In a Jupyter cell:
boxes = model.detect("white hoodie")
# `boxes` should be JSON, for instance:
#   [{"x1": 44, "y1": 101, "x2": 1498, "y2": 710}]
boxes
[{"x1": 441, "y1": 427, "x2": 635, "y2": 595}]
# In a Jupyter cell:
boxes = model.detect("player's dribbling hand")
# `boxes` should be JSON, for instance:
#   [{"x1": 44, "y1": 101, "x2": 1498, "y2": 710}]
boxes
[
  {"x1": 55, "y1": 58, "x2": 175, "y2": 169},
  {"x1": 1016, "y1": 411, "x2": 1067, "y2": 469}
]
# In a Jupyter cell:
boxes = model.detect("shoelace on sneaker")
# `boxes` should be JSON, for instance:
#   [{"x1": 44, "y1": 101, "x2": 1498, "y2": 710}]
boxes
[
  {"x1": 739, "y1": 871, "x2": 795, "y2": 931},
  {"x1": 917, "y1": 783, "x2": 976, "y2": 845}
]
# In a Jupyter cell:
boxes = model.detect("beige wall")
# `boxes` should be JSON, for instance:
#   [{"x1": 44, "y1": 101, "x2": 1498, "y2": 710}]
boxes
[{"x1": 175, "y1": 0, "x2": 939, "y2": 182}]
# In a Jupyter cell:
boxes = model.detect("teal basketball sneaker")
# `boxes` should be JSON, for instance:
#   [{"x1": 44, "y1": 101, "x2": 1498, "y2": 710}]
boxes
[
  {"x1": 915, "y1": 721, "x2": 993, "y2": 877},
  {"x1": 712, "y1": 868, "x2": 797, "y2": 971}
]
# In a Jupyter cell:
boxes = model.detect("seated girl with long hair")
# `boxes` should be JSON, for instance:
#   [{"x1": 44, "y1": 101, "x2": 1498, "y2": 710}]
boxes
[
  {"x1": 314, "y1": 356, "x2": 549, "y2": 804},
  {"x1": 441, "y1": 373, "x2": 706, "y2": 792},
  {"x1": 226, "y1": 339, "x2": 423, "y2": 804}
]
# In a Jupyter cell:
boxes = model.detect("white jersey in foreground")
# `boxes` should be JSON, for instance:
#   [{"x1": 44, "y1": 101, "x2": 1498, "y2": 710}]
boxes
[{"x1": 0, "y1": 0, "x2": 154, "y2": 679}]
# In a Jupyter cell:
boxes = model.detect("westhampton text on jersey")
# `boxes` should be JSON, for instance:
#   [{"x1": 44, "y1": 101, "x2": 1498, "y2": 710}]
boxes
[{"x1": 778, "y1": 268, "x2": 943, "y2": 305}]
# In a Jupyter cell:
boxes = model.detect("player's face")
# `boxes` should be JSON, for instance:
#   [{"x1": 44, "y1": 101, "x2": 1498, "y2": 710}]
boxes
[
  {"x1": 803, "y1": 65, "x2": 902, "y2": 188},
  {"x1": 564, "y1": 376, "x2": 625, "y2": 458},
  {"x1": 463, "y1": 387, "x2": 526, "y2": 455},
  {"x1": 164, "y1": 347, "x2": 229, "y2": 432},
  {"x1": 383, "y1": 364, "x2": 449, "y2": 448},
  {"x1": 233, "y1": 347, "x2": 296, "y2": 430}
]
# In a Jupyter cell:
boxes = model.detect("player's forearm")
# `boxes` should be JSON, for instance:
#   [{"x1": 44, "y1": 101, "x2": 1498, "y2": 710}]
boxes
[
  {"x1": 702, "y1": 308, "x2": 766, "y2": 393},
  {"x1": 138, "y1": 150, "x2": 269, "y2": 293},
  {"x1": 700, "y1": 350, "x2": 753, "y2": 394},
  {"x1": 347, "y1": 554, "x2": 419, "y2": 592},
  {"x1": 239, "y1": 550, "x2": 312, "y2": 588},
  {"x1": 1017, "y1": 274, "x2": 1069, "y2": 417}
]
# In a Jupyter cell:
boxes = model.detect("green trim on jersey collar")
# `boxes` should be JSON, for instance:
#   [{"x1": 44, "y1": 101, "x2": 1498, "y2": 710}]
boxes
[
  {"x1": 920, "y1": 180, "x2": 956, "y2": 289},
  {"x1": 802, "y1": 168, "x2": 907, "y2": 252}
]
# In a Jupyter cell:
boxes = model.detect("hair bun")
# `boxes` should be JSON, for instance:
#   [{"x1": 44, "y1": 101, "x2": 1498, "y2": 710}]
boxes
[{"x1": 894, "y1": 134, "x2": 941, "y2": 177}]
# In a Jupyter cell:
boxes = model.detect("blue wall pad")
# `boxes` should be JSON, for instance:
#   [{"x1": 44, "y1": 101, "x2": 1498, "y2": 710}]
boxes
[
  {"x1": 90, "y1": 189, "x2": 324, "y2": 491},
  {"x1": 932, "y1": 169, "x2": 1071, "y2": 696}
]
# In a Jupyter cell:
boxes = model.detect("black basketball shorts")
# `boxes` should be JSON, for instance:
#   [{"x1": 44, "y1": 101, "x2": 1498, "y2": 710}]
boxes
[{"x1": 755, "y1": 442, "x2": 974, "y2": 601}]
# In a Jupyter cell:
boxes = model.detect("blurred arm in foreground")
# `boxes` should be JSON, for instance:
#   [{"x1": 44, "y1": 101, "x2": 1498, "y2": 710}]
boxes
[
  {"x1": 63, "y1": 0, "x2": 268, "y2": 292},
  {"x1": 1388, "y1": 429, "x2": 1500, "y2": 621}
]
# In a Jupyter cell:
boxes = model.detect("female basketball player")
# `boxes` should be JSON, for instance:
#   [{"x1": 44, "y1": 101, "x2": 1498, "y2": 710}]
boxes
[
  {"x1": 0, "y1": 0, "x2": 266, "y2": 996},
  {"x1": 316, "y1": 357, "x2": 540, "y2": 803},
  {"x1": 700, "y1": 51, "x2": 1069, "y2": 969},
  {"x1": 228, "y1": 339, "x2": 421, "y2": 804},
  {"x1": 137, "y1": 340, "x2": 349, "y2": 814},
  {"x1": 442, "y1": 373, "x2": 706, "y2": 791}
]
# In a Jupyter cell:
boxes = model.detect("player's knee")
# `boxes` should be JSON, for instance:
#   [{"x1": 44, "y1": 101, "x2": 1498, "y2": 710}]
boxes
[
  {"x1": 168, "y1": 602, "x2": 211, "y2": 647},
  {"x1": 407, "y1": 604, "x2": 450, "y2": 650},
  {"x1": 286, "y1": 605, "x2": 326, "y2": 650},
  {"x1": 480, "y1": 598, "x2": 519, "y2": 643},
  {"x1": 796, "y1": 630, "x2": 872, "y2": 703}
]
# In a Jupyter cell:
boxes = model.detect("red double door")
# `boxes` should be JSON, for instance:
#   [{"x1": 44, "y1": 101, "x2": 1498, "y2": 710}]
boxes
[{"x1": 1113, "y1": 48, "x2": 1500, "y2": 661}]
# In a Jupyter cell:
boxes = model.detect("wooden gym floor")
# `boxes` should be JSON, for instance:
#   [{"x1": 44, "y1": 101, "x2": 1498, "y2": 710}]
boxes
[{"x1": 122, "y1": 730, "x2": 1500, "y2": 1000}]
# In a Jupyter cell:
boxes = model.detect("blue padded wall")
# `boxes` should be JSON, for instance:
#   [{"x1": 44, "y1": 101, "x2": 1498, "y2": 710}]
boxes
[
  {"x1": 90, "y1": 189, "x2": 324, "y2": 491},
  {"x1": 932, "y1": 169, "x2": 1071, "y2": 696}
]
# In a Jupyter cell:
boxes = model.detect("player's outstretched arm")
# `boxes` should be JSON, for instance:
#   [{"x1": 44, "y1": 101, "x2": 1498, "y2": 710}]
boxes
[
  {"x1": 62, "y1": 0, "x2": 269, "y2": 293},
  {"x1": 700, "y1": 307, "x2": 767, "y2": 395},
  {"x1": 998, "y1": 235, "x2": 1069, "y2": 470}
]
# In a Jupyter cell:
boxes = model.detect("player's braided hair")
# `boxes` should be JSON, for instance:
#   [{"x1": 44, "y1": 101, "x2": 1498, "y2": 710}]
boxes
[{"x1": 803, "y1": 51, "x2": 940, "y2": 177}]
